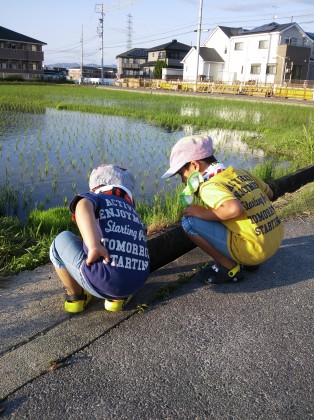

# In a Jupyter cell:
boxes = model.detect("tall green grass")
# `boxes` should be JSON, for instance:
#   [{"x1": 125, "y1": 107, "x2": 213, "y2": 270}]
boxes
[{"x1": 0, "y1": 208, "x2": 80, "y2": 278}]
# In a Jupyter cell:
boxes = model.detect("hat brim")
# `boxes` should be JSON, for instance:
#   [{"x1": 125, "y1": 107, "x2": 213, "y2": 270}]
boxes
[
  {"x1": 161, "y1": 166, "x2": 182, "y2": 179},
  {"x1": 161, "y1": 170, "x2": 174, "y2": 179}
]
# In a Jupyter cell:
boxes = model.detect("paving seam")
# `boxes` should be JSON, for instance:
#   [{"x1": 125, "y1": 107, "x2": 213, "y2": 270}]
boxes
[{"x1": 0, "y1": 309, "x2": 139, "y2": 402}]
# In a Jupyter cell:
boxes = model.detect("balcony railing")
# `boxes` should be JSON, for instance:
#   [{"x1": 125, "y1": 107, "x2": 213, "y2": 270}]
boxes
[{"x1": 0, "y1": 48, "x2": 44, "y2": 61}]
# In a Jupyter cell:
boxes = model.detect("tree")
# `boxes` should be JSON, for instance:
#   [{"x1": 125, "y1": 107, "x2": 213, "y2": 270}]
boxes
[{"x1": 153, "y1": 60, "x2": 167, "y2": 79}]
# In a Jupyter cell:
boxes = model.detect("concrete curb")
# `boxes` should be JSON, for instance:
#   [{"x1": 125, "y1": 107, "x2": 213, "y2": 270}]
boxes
[
  {"x1": 268, "y1": 164, "x2": 314, "y2": 200},
  {"x1": 148, "y1": 165, "x2": 314, "y2": 270}
]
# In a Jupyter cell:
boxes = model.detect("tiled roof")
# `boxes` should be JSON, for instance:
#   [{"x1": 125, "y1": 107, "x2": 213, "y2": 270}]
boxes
[
  {"x1": 306, "y1": 32, "x2": 314, "y2": 41},
  {"x1": 199, "y1": 47, "x2": 224, "y2": 62},
  {"x1": 148, "y1": 39, "x2": 190, "y2": 52},
  {"x1": 218, "y1": 26, "x2": 245, "y2": 38},
  {"x1": 140, "y1": 61, "x2": 156, "y2": 67},
  {"x1": 244, "y1": 22, "x2": 293, "y2": 34},
  {"x1": 116, "y1": 48, "x2": 148, "y2": 58},
  {"x1": 140, "y1": 61, "x2": 183, "y2": 69},
  {"x1": 218, "y1": 22, "x2": 299, "y2": 38},
  {"x1": 0, "y1": 26, "x2": 46, "y2": 45}
]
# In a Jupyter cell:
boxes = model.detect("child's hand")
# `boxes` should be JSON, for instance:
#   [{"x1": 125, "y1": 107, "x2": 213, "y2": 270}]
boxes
[
  {"x1": 86, "y1": 244, "x2": 110, "y2": 266},
  {"x1": 183, "y1": 200, "x2": 243, "y2": 221},
  {"x1": 183, "y1": 204, "x2": 209, "y2": 219}
]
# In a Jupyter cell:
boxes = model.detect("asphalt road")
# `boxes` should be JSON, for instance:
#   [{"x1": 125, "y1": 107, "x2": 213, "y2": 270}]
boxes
[{"x1": 1, "y1": 217, "x2": 313, "y2": 419}]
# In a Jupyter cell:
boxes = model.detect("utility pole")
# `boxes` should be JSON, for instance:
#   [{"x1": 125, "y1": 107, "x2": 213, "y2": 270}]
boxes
[
  {"x1": 194, "y1": 0, "x2": 203, "y2": 92},
  {"x1": 127, "y1": 13, "x2": 133, "y2": 50},
  {"x1": 80, "y1": 25, "x2": 84, "y2": 84},
  {"x1": 95, "y1": 0, "x2": 135, "y2": 83},
  {"x1": 96, "y1": 3, "x2": 104, "y2": 83}
]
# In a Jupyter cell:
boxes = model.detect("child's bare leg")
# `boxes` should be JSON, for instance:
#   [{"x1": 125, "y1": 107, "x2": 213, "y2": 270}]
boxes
[
  {"x1": 55, "y1": 267, "x2": 82, "y2": 295},
  {"x1": 185, "y1": 232, "x2": 238, "y2": 270}
]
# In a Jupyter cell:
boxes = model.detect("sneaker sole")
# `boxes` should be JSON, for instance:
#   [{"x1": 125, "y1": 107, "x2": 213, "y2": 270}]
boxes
[{"x1": 104, "y1": 295, "x2": 133, "y2": 312}]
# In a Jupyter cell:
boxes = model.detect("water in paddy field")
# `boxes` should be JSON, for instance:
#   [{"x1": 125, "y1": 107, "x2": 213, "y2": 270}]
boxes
[{"x1": 0, "y1": 108, "x2": 271, "y2": 220}]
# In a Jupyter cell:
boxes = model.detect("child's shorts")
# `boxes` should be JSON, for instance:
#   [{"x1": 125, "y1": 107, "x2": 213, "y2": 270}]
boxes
[
  {"x1": 182, "y1": 216, "x2": 231, "y2": 259},
  {"x1": 50, "y1": 230, "x2": 108, "y2": 299}
]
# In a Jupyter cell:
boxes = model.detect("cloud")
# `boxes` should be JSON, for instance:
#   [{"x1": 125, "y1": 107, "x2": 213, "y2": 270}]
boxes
[
  {"x1": 178, "y1": 0, "x2": 198, "y2": 5},
  {"x1": 218, "y1": 1, "x2": 266, "y2": 12},
  {"x1": 217, "y1": 0, "x2": 313, "y2": 13}
]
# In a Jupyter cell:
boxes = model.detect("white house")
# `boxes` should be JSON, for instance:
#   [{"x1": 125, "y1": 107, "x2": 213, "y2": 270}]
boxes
[
  {"x1": 182, "y1": 22, "x2": 314, "y2": 84},
  {"x1": 182, "y1": 46, "x2": 224, "y2": 82}
]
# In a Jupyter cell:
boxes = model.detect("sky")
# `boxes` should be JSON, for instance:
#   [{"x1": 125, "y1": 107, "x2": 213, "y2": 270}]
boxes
[{"x1": 2, "y1": 0, "x2": 314, "y2": 66}]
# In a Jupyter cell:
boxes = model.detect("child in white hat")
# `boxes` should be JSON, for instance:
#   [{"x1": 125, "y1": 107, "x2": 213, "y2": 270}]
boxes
[
  {"x1": 50, "y1": 164, "x2": 150, "y2": 312},
  {"x1": 162, "y1": 135, "x2": 283, "y2": 284}
]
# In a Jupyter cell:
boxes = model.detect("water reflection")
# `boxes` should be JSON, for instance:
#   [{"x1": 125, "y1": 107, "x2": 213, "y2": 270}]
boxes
[{"x1": 0, "y1": 108, "x2": 268, "y2": 219}]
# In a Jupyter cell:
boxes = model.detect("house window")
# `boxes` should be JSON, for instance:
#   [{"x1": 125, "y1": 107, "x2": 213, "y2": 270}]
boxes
[
  {"x1": 258, "y1": 40, "x2": 269, "y2": 49},
  {"x1": 234, "y1": 42, "x2": 244, "y2": 51},
  {"x1": 303, "y1": 37, "x2": 308, "y2": 46},
  {"x1": 224, "y1": 46, "x2": 227, "y2": 54},
  {"x1": 285, "y1": 37, "x2": 297, "y2": 46},
  {"x1": 168, "y1": 52, "x2": 179, "y2": 59},
  {"x1": 250, "y1": 64, "x2": 261, "y2": 74},
  {"x1": 266, "y1": 64, "x2": 277, "y2": 75}
]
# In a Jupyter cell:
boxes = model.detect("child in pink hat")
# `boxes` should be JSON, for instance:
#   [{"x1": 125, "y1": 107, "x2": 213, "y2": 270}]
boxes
[{"x1": 162, "y1": 135, "x2": 283, "y2": 284}]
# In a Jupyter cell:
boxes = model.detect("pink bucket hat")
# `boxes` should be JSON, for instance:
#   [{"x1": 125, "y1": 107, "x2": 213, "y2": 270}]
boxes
[{"x1": 162, "y1": 135, "x2": 214, "y2": 179}]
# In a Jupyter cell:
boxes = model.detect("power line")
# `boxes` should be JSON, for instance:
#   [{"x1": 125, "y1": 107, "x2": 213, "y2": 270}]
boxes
[
  {"x1": 45, "y1": 35, "x2": 99, "y2": 54},
  {"x1": 44, "y1": 8, "x2": 314, "y2": 59},
  {"x1": 102, "y1": 30, "x2": 195, "y2": 49}
]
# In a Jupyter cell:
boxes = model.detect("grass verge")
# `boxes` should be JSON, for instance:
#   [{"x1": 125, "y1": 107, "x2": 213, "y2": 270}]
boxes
[
  {"x1": 1, "y1": 182, "x2": 313, "y2": 282},
  {"x1": 272, "y1": 182, "x2": 314, "y2": 220}
]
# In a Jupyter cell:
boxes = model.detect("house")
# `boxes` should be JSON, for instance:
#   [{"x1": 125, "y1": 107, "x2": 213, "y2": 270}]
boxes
[
  {"x1": 44, "y1": 66, "x2": 67, "y2": 81},
  {"x1": 141, "y1": 39, "x2": 191, "y2": 79},
  {"x1": 0, "y1": 26, "x2": 46, "y2": 80},
  {"x1": 68, "y1": 66, "x2": 116, "y2": 83},
  {"x1": 182, "y1": 22, "x2": 314, "y2": 84},
  {"x1": 182, "y1": 46, "x2": 224, "y2": 82},
  {"x1": 116, "y1": 48, "x2": 148, "y2": 78}
]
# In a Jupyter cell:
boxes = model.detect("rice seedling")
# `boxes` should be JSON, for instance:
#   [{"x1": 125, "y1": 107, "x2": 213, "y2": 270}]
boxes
[{"x1": 0, "y1": 83, "x2": 311, "y2": 223}]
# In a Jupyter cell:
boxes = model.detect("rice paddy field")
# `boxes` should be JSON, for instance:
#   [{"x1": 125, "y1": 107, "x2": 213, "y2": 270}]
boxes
[
  {"x1": 0, "y1": 83, "x2": 313, "y2": 278},
  {"x1": 1, "y1": 83, "x2": 313, "y2": 220}
]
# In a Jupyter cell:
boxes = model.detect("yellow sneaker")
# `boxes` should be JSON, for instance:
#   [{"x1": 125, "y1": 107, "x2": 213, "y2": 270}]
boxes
[
  {"x1": 64, "y1": 290, "x2": 92, "y2": 313},
  {"x1": 104, "y1": 295, "x2": 133, "y2": 312}
]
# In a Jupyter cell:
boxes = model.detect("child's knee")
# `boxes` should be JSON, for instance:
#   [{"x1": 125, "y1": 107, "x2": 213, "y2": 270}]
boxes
[
  {"x1": 50, "y1": 231, "x2": 72, "y2": 268},
  {"x1": 182, "y1": 216, "x2": 197, "y2": 236}
]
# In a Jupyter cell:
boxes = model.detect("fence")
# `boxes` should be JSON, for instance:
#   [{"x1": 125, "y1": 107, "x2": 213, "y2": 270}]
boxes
[{"x1": 115, "y1": 78, "x2": 314, "y2": 101}]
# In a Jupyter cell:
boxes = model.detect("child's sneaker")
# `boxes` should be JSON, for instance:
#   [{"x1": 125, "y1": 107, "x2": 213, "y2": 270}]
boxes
[
  {"x1": 64, "y1": 290, "x2": 92, "y2": 313},
  {"x1": 197, "y1": 262, "x2": 244, "y2": 284},
  {"x1": 104, "y1": 295, "x2": 133, "y2": 312}
]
